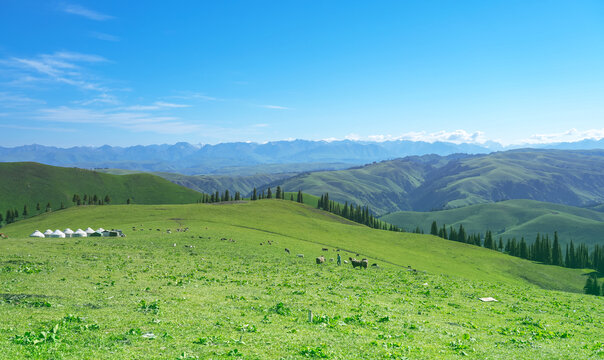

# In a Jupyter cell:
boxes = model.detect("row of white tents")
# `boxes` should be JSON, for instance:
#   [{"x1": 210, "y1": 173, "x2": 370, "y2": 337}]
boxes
[{"x1": 29, "y1": 227, "x2": 119, "y2": 238}]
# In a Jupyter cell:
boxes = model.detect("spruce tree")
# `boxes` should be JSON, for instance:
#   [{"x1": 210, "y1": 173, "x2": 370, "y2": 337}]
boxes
[
  {"x1": 127, "y1": 198, "x2": 131, "y2": 204},
  {"x1": 104, "y1": 195, "x2": 111, "y2": 204},
  {"x1": 276, "y1": 186, "x2": 281, "y2": 199},
  {"x1": 430, "y1": 221, "x2": 438, "y2": 236},
  {"x1": 267, "y1": 188, "x2": 272, "y2": 199},
  {"x1": 46, "y1": 202, "x2": 51, "y2": 212},
  {"x1": 252, "y1": 188, "x2": 258, "y2": 201},
  {"x1": 23, "y1": 204, "x2": 28, "y2": 216},
  {"x1": 552, "y1": 231, "x2": 563, "y2": 266},
  {"x1": 297, "y1": 190, "x2": 303, "y2": 203},
  {"x1": 36, "y1": 202, "x2": 40, "y2": 211}
]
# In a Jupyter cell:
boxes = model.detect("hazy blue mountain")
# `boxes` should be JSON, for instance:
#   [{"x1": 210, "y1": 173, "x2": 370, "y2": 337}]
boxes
[{"x1": 0, "y1": 140, "x2": 497, "y2": 175}]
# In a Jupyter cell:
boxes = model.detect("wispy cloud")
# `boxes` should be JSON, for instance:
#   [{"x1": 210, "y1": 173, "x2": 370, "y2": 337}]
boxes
[
  {"x1": 90, "y1": 32, "x2": 120, "y2": 42},
  {"x1": 259, "y1": 104, "x2": 290, "y2": 110},
  {"x1": 122, "y1": 102, "x2": 190, "y2": 111},
  {"x1": 0, "y1": 123, "x2": 77, "y2": 133},
  {"x1": 520, "y1": 128, "x2": 604, "y2": 144},
  {"x1": 0, "y1": 92, "x2": 45, "y2": 107},
  {"x1": 63, "y1": 4, "x2": 114, "y2": 21},
  {"x1": 36, "y1": 106, "x2": 201, "y2": 134},
  {"x1": 3, "y1": 51, "x2": 109, "y2": 92},
  {"x1": 169, "y1": 92, "x2": 218, "y2": 101}
]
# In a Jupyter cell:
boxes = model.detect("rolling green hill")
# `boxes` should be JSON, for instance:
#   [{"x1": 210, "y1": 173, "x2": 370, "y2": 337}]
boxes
[
  {"x1": 0, "y1": 162, "x2": 202, "y2": 222},
  {"x1": 273, "y1": 149, "x2": 604, "y2": 214},
  {"x1": 381, "y1": 199, "x2": 604, "y2": 247},
  {"x1": 0, "y1": 201, "x2": 601, "y2": 359}
]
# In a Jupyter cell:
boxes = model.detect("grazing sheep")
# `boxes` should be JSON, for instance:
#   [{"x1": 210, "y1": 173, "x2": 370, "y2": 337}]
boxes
[
  {"x1": 344, "y1": 260, "x2": 349, "y2": 264},
  {"x1": 316, "y1": 256, "x2": 325, "y2": 264},
  {"x1": 297, "y1": 254, "x2": 304, "y2": 258},
  {"x1": 371, "y1": 263, "x2": 379, "y2": 268},
  {"x1": 329, "y1": 258, "x2": 334, "y2": 262},
  {"x1": 260, "y1": 242, "x2": 264, "y2": 245},
  {"x1": 349, "y1": 257, "x2": 363, "y2": 269},
  {"x1": 361, "y1": 259, "x2": 369, "y2": 269},
  {"x1": 167, "y1": 230, "x2": 171, "y2": 234},
  {"x1": 322, "y1": 247, "x2": 329, "y2": 251},
  {"x1": 285, "y1": 248, "x2": 290, "y2": 254}
]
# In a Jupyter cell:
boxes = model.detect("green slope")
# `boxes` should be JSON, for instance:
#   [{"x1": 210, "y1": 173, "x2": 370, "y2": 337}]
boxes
[
  {"x1": 275, "y1": 149, "x2": 604, "y2": 214},
  {"x1": 98, "y1": 168, "x2": 297, "y2": 195},
  {"x1": 381, "y1": 199, "x2": 604, "y2": 247},
  {"x1": 1, "y1": 201, "x2": 601, "y2": 359},
  {"x1": 0, "y1": 162, "x2": 202, "y2": 219},
  {"x1": 1, "y1": 200, "x2": 590, "y2": 293}
]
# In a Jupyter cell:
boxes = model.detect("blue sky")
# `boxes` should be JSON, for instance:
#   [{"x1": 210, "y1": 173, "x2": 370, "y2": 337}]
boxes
[{"x1": 1, "y1": 1, "x2": 604, "y2": 147}]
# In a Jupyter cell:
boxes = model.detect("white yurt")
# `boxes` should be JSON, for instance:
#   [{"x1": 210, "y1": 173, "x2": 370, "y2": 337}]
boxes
[
  {"x1": 85, "y1": 227, "x2": 95, "y2": 235},
  {"x1": 43, "y1": 229, "x2": 53, "y2": 236},
  {"x1": 96, "y1": 227, "x2": 105, "y2": 233},
  {"x1": 30, "y1": 230, "x2": 45, "y2": 238},
  {"x1": 50, "y1": 229, "x2": 65, "y2": 238},
  {"x1": 74, "y1": 229, "x2": 87, "y2": 237},
  {"x1": 63, "y1": 228, "x2": 74, "y2": 238}
]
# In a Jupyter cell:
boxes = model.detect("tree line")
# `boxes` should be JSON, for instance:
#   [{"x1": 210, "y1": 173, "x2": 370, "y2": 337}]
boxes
[
  {"x1": 428, "y1": 220, "x2": 604, "y2": 296},
  {"x1": 317, "y1": 193, "x2": 402, "y2": 232}
]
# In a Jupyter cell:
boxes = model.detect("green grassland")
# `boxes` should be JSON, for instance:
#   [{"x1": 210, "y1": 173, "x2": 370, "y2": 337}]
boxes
[
  {"x1": 0, "y1": 162, "x2": 202, "y2": 219},
  {"x1": 274, "y1": 150, "x2": 604, "y2": 215},
  {"x1": 381, "y1": 199, "x2": 604, "y2": 247},
  {"x1": 97, "y1": 168, "x2": 297, "y2": 196},
  {"x1": 0, "y1": 201, "x2": 602, "y2": 359}
]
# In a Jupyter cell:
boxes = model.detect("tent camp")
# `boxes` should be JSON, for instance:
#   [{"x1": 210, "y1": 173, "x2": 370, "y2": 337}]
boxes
[
  {"x1": 30, "y1": 230, "x2": 45, "y2": 238},
  {"x1": 96, "y1": 228, "x2": 105, "y2": 233},
  {"x1": 89, "y1": 231, "x2": 103, "y2": 237},
  {"x1": 73, "y1": 229, "x2": 87, "y2": 237},
  {"x1": 49, "y1": 229, "x2": 65, "y2": 238},
  {"x1": 64, "y1": 228, "x2": 74, "y2": 238},
  {"x1": 85, "y1": 227, "x2": 95, "y2": 235},
  {"x1": 43, "y1": 229, "x2": 53, "y2": 236}
]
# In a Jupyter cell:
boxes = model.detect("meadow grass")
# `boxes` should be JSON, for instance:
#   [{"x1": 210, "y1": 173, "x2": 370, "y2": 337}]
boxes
[{"x1": 0, "y1": 201, "x2": 602, "y2": 359}]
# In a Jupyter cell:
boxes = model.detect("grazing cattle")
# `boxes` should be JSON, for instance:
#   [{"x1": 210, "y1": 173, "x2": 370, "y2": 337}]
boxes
[
  {"x1": 297, "y1": 254, "x2": 304, "y2": 258},
  {"x1": 361, "y1": 259, "x2": 369, "y2": 269},
  {"x1": 285, "y1": 248, "x2": 290, "y2": 254},
  {"x1": 316, "y1": 256, "x2": 325, "y2": 264},
  {"x1": 322, "y1": 248, "x2": 329, "y2": 251},
  {"x1": 349, "y1": 257, "x2": 363, "y2": 269}
]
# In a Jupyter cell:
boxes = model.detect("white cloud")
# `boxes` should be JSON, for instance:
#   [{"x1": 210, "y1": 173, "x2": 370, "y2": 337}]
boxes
[
  {"x1": 154, "y1": 101, "x2": 190, "y2": 108},
  {"x1": 0, "y1": 92, "x2": 45, "y2": 106},
  {"x1": 520, "y1": 128, "x2": 604, "y2": 144},
  {"x1": 0, "y1": 123, "x2": 76, "y2": 132},
  {"x1": 259, "y1": 104, "x2": 289, "y2": 110},
  {"x1": 90, "y1": 32, "x2": 120, "y2": 42},
  {"x1": 5, "y1": 52, "x2": 109, "y2": 92},
  {"x1": 63, "y1": 4, "x2": 114, "y2": 21},
  {"x1": 36, "y1": 106, "x2": 201, "y2": 134}
]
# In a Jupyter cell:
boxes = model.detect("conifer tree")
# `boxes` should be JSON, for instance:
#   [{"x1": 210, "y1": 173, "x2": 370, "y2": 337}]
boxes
[
  {"x1": 45, "y1": 202, "x2": 51, "y2": 212},
  {"x1": 224, "y1": 189, "x2": 230, "y2": 201},
  {"x1": 290, "y1": 194, "x2": 294, "y2": 201},
  {"x1": 297, "y1": 190, "x2": 303, "y2": 203},
  {"x1": 127, "y1": 198, "x2": 131, "y2": 204},
  {"x1": 267, "y1": 188, "x2": 272, "y2": 199},
  {"x1": 552, "y1": 231, "x2": 563, "y2": 266},
  {"x1": 276, "y1": 186, "x2": 281, "y2": 199},
  {"x1": 104, "y1": 195, "x2": 111, "y2": 204},
  {"x1": 36, "y1": 202, "x2": 41, "y2": 211},
  {"x1": 252, "y1": 188, "x2": 257, "y2": 201},
  {"x1": 23, "y1": 204, "x2": 28, "y2": 216},
  {"x1": 430, "y1": 221, "x2": 438, "y2": 236}
]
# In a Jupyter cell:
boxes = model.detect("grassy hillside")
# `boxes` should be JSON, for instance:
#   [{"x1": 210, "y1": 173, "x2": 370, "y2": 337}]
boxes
[
  {"x1": 274, "y1": 149, "x2": 604, "y2": 214},
  {"x1": 0, "y1": 201, "x2": 601, "y2": 359},
  {"x1": 0, "y1": 162, "x2": 202, "y2": 221},
  {"x1": 382, "y1": 199, "x2": 604, "y2": 247}
]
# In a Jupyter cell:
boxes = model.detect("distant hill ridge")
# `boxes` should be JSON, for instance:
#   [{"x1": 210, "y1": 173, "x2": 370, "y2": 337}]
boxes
[
  {"x1": 273, "y1": 149, "x2": 604, "y2": 214},
  {"x1": 0, "y1": 162, "x2": 202, "y2": 222}
]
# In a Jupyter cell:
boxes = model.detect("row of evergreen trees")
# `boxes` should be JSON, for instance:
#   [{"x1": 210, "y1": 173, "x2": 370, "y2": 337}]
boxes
[
  {"x1": 317, "y1": 193, "x2": 402, "y2": 232},
  {"x1": 72, "y1": 194, "x2": 111, "y2": 206},
  {"x1": 428, "y1": 220, "x2": 604, "y2": 296},
  {"x1": 1, "y1": 202, "x2": 64, "y2": 227}
]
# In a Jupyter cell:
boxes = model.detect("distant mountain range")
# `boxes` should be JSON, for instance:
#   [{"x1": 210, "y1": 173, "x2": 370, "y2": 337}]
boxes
[
  {"x1": 271, "y1": 149, "x2": 604, "y2": 214},
  {"x1": 1, "y1": 138, "x2": 603, "y2": 175}
]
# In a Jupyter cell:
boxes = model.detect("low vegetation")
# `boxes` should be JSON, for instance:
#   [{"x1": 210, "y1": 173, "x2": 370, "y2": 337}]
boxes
[{"x1": 0, "y1": 200, "x2": 602, "y2": 358}]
